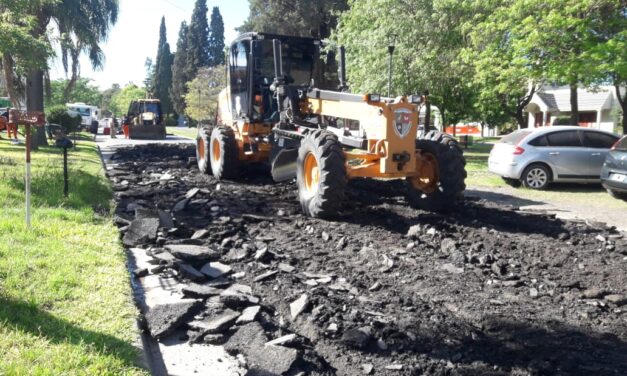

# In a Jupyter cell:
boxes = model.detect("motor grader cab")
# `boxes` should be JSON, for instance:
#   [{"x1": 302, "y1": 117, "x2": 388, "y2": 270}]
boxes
[
  {"x1": 196, "y1": 32, "x2": 466, "y2": 218},
  {"x1": 124, "y1": 99, "x2": 166, "y2": 140}
]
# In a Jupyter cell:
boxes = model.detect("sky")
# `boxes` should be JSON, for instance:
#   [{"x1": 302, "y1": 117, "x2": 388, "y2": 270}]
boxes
[{"x1": 49, "y1": 0, "x2": 249, "y2": 90}]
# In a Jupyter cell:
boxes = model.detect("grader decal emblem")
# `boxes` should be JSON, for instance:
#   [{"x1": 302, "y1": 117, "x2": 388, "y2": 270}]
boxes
[{"x1": 393, "y1": 109, "x2": 412, "y2": 138}]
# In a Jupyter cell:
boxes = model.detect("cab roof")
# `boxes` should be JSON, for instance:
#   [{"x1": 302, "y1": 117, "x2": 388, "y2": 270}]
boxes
[{"x1": 230, "y1": 32, "x2": 320, "y2": 46}]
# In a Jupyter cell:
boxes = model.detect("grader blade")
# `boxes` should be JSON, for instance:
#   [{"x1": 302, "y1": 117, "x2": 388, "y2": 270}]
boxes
[{"x1": 271, "y1": 148, "x2": 298, "y2": 182}]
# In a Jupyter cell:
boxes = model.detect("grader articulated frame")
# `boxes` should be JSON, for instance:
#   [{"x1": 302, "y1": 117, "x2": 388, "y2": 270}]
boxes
[{"x1": 196, "y1": 32, "x2": 466, "y2": 218}]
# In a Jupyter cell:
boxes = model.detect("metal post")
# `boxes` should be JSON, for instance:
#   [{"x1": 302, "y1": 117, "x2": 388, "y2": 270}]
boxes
[
  {"x1": 25, "y1": 123, "x2": 31, "y2": 227},
  {"x1": 63, "y1": 147, "x2": 69, "y2": 197},
  {"x1": 387, "y1": 37, "x2": 396, "y2": 98}
]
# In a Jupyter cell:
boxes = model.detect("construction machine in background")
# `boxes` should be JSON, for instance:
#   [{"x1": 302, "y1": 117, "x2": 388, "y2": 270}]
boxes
[
  {"x1": 123, "y1": 99, "x2": 166, "y2": 140},
  {"x1": 196, "y1": 32, "x2": 466, "y2": 218}
]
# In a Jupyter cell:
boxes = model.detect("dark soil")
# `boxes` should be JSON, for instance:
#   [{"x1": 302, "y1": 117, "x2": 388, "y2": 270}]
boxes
[{"x1": 109, "y1": 144, "x2": 627, "y2": 376}]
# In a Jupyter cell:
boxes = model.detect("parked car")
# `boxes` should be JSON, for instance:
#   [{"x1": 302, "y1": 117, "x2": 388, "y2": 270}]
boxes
[
  {"x1": 601, "y1": 135, "x2": 627, "y2": 200},
  {"x1": 488, "y1": 126, "x2": 620, "y2": 189}
]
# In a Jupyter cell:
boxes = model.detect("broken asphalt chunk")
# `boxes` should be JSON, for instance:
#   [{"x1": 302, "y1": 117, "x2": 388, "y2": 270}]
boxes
[
  {"x1": 201, "y1": 262, "x2": 232, "y2": 279},
  {"x1": 290, "y1": 293, "x2": 309, "y2": 319},
  {"x1": 189, "y1": 309, "x2": 240, "y2": 333},
  {"x1": 144, "y1": 300, "x2": 203, "y2": 340},
  {"x1": 122, "y1": 218, "x2": 159, "y2": 247},
  {"x1": 165, "y1": 244, "x2": 220, "y2": 263}
]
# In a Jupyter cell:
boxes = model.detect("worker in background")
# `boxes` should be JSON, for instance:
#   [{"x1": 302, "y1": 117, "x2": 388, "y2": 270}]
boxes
[
  {"x1": 111, "y1": 114, "x2": 118, "y2": 138},
  {"x1": 1, "y1": 108, "x2": 18, "y2": 143}
]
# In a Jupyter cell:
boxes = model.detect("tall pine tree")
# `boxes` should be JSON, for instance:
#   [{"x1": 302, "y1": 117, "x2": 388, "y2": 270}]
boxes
[
  {"x1": 170, "y1": 21, "x2": 190, "y2": 115},
  {"x1": 187, "y1": 0, "x2": 210, "y2": 76},
  {"x1": 153, "y1": 16, "x2": 173, "y2": 115},
  {"x1": 208, "y1": 7, "x2": 225, "y2": 66}
]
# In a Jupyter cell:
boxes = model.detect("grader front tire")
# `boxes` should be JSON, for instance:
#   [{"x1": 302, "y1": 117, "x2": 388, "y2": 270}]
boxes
[
  {"x1": 210, "y1": 126, "x2": 240, "y2": 180},
  {"x1": 406, "y1": 131, "x2": 466, "y2": 211},
  {"x1": 296, "y1": 130, "x2": 347, "y2": 218}
]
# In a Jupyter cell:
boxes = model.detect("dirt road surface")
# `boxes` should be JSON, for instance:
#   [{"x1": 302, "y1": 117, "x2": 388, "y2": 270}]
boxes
[
  {"x1": 106, "y1": 143, "x2": 627, "y2": 376},
  {"x1": 467, "y1": 186, "x2": 627, "y2": 233}
]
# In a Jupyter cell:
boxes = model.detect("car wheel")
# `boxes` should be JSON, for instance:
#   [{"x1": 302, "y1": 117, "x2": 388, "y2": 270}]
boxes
[
  {"x1": 522, "y1": 164, "x2": 550, "y2": 190},
  {"x1": 502, "y1": 177, "x2": 522, "y2": 188},
  {"x1": 607, "y1": 188, "x2": 627, "y2": 201}
]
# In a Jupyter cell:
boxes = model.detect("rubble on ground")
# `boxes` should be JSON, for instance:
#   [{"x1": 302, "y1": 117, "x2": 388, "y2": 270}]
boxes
[{"x1": 109, "y1": 144, "x2": 627, "y2": 376}]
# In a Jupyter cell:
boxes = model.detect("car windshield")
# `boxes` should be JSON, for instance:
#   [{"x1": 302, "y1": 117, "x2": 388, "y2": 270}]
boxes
[
  {"x1": 615, "y1": 136, "x2": 627, "y2": 151},
  {"x1": 72, "y1": 107, "x2": 91, "y2": 116},
  {"x1": 500, "y1": 130, "x2": 532, "y2": 145}
]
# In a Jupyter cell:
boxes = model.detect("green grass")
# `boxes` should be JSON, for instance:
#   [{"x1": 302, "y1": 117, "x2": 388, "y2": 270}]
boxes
[
  {"x1": 166, "y1": 126, "x2": 197, "y2": 139},
  {"x1": 0, "y1": 133, "x2": 147, "y2": 375},
  {"x1": 462, "y1": 142, "x2": 503, "y2": 187}
]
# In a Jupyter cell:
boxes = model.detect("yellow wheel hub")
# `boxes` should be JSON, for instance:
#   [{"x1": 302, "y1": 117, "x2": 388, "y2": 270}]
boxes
[
  {"x1": 303, "y1": 152, "x2": 320, "y2": 196},
  {"x1": 410, "y1": 152, "x2": 439, "y2": 194},
  {"x1": 212, "y1": 139, "x2": 221, "y2": 162}
]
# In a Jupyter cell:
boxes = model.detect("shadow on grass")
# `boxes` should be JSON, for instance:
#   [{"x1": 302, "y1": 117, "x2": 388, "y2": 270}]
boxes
[
  {"x1": 0, "y1": 295, "x2": 142, "y2": 369},
  {"x1": 6, "y1": 166, "x2": 111, "y2": 211}
]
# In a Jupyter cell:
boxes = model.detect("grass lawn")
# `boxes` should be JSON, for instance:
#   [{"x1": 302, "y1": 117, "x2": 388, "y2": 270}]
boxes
[
  {"x1": 0, "y1": 133, "x2": 147, "y2": 374},
  {"x1": 462, "y1": 139, "x2": 627, "y2": 210},
  {"x1": 166, "y1": 126, "x2": 197, "y2": 139}
]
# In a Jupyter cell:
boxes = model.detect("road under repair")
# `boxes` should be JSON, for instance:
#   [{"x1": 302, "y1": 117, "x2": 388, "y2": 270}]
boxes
[{"x1": 105, "y1": 143, "x2": 627, "y2": 376}]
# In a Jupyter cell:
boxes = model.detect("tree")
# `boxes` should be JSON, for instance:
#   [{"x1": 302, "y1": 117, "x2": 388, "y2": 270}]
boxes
[
  {"x1": 109, "y1": 84, "x2": 146, "y2": 116},
  {"x1": 171, "y1": 21, "x2": 191, "y2": 115},
  {"x1": 208, "y1": 7, "x2": 225, "y2": 66},
  {"x1": 45, "y1": 78, "x2": 103, "y2": 108},
  {"x1": 238, "y1": 0, "x2": 348, "y2": 39},
  {"x1": 153, "y1": 17, "x2": 174, "y2": 115},
  {"x1": 0, "y1": 0, "x2": 51, "y2": 108},
  {"x1": 586, "y1": 1, "x2": 627, "y2": 134},
  {"x1": 184, "y1": 65, "x2": 226, "y2": 122},
  {"x1": 187, "y1": 0, "x2": 210, "y2": 74},
  {"x1": 4, "y1": 0, "x2": 118, "y2": 148},
  {"x1": 464, "y1": 0, "x2": 545, "y2": 128},
  {"x1": 332, "y1": 0, "x2": 475, "y2": 130},
  {"x1": 100, "y1": 83, "x2": 121, "y2": 117}
]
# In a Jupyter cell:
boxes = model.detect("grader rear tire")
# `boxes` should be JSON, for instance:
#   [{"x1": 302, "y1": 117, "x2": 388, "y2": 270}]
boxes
[
  {"x1": 296, "y1": 130, "x2": 347, "y2": 218},
  {"x1": 210, "y1": 126, "x2": 240, "y2": 180},
  {"x1": 196, "y1": 129, "x2": 211, "y2": 174},
  {"x1": 406, "y1": 130, "x2": 466, "y2": 211}
]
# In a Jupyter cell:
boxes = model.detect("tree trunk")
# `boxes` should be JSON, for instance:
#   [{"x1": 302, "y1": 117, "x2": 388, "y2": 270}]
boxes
[
  {"x1": 26, "y1": 68, "x2": 48, "y2": 149},
  {"x1": 569, "y1": 82, "x2": 579, "y2": 126},
  {"x1": 616, "y1": 84, "x2": 626, "y2": 135},
  {"x1": 424, "y1": 100, "x2": 431, "y2": 133}
]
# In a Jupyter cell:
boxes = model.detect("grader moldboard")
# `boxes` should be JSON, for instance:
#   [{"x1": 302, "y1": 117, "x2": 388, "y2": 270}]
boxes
[{"x1": 196, "y1": 32, "x2": 466, "y2": 218}]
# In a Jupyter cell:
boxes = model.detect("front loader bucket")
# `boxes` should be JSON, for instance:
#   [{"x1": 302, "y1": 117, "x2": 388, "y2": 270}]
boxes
[
  {"x1": 271, "y1": 148, "x2": 298, "y2": 182},
  {"x1": 128, "y1": 124, "x2": 166, "y2": 140}
]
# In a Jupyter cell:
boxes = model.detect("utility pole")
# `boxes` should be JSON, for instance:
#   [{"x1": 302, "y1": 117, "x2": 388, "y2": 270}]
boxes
[{"x1": 387, "y1": 35, "x2": 397, "y2": 98}]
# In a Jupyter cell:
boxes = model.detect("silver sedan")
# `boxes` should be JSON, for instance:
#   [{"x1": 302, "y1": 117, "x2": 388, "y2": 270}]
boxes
[{"x1": 488, "y1": 126, "x2": 620, "y2": 189}]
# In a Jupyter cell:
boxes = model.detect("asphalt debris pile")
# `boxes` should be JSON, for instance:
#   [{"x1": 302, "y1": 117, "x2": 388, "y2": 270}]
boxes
[{"x1": 108, "y1": 144, "x2": 627, "y2": 376}]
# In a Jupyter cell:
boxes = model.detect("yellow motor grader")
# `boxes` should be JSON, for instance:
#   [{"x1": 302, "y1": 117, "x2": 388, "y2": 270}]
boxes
[{"x1": 196, "y1": 32, "x2": 466, "y2": 218}]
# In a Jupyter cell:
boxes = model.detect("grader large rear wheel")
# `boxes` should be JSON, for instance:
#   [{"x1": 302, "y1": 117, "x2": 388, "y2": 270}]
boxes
[
  {"x1": 296, "y1": 130, "x2": 347, "y2": 218},
  {"x1": 196, "y1": 129, "x2": 211, "y2": 174},
  {"x1": 210, "y1": 126, "x2": 239, "y2": 180},
  {"x1": 406, "y1": 131, "x2": 466, "y2": 211}
]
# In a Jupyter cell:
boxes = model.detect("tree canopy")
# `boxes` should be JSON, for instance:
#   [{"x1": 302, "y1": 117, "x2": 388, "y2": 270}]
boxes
[
  {"x1": 153, "y1": 17, "x2": 174, "y2": 115},
  {"x1": 208, "y1": 7, "x2": 225, "y2": 66},
  {"x1": 45, "y1": 78, "x2": 103, "y2": 108},
  {"x1": 170, "y1": 21, "x2": 191, "y2": 115},
  {"x1": 184, "y1": 65, "x2": 226, "y2": 122},
  {"x1": 109, "y1": 84, "x2": 146, "y2": 116}
]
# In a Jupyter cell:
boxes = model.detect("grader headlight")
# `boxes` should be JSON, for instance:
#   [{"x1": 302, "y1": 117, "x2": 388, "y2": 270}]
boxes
[{"x1": 364, "y1": 93, "x2": 381, "y2": 103}]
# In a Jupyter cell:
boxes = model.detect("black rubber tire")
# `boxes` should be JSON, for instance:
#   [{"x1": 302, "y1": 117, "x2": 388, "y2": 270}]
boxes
[
  {"x1": 210, "y1": 126, "x2": 240, "y2": 180},
  {"x1": 607, "y1": 188, "x2": 627, "y2": 201},
  {"x1": 521, "y1": 163, "x2": 551, "y2": 190},
  {"x1": 296, "y1": 130, "x2": 347, "y2": 218},
  {"x1": 502, "y1": 177, "x2": 522, "y2": 188},
  {"x1": 196, "y1": 128, "x2": 211, "y2": 174},
  {"x1": 406, "y1": 130, "x2": 466, "y2": 211}
]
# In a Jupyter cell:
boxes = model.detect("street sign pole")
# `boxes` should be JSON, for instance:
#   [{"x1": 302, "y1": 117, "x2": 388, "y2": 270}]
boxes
[{"x1": 25, "y1": 123, "x2": 31, "y2": 227}]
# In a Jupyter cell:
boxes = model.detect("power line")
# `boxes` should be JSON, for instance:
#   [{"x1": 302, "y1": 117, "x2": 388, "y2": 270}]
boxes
[{"x1": 154, "y1": 0, "x2": 189, "y2": 14}]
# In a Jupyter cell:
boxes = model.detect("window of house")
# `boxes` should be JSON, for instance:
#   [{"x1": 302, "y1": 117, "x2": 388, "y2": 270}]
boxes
[
  {"x1": 582, "y1": 131, "x2": 618, "y2": 149},
  {"x1": 546, "y1": 131, "x2": 582, "y2": 147}
]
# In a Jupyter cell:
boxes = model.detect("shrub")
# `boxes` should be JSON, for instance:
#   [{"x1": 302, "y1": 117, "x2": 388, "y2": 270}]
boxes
[{"x1": 46, "y1": 105, "x2": 82, "y2": 133}]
